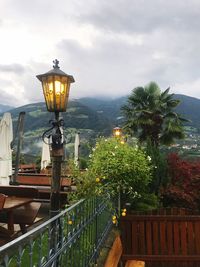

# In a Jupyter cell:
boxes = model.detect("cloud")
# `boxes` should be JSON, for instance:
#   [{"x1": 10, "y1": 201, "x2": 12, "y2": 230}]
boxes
[
  {"x1": 79, "y1": 0, "x2": 200, "y2": 33},
  {"x1": 0, "y1": 0, "x2": 200, "y2": 106},
  {"x1": 0, "y1": 86, "x2": 24, "y2": 106},
  {"x1": 0, "y1": 63, "x2": 25, "y2": 74}
]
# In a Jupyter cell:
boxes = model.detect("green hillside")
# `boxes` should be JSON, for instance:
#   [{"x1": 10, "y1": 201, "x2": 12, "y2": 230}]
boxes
[
  {"x1": 174, "y1": 94, "x2": 200, "y2": 128},
  {"x1": 8, "y1": 101, "x2": 113, "y2": 157},
  {"x1": 2, "y1": 93, "x2": 200, "y2": 160},
  {"x1": 79, "y1": 94, "x2": 200, "y2": 129},
  {"x1": 79, "y1": 96, "x2": 127, "y2": 121}
]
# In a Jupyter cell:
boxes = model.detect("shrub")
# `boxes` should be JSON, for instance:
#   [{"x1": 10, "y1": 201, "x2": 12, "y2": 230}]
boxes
[
  {"x1": 70, "y1": 137, "x2": 157, "y2": 210},
  {"x1": 160, "y1": 153, "x2": 200, "y2": 209}
]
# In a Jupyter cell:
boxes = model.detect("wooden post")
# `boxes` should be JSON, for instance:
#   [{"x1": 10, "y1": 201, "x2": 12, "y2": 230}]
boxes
[{"x1": 10, "y1": 112, "x2": 25, "y2": 185}]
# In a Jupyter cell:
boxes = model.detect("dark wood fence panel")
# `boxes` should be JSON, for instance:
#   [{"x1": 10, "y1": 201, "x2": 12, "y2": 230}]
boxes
[{"x1": 120, "y1": 208, "x2": 200, "y2": 267}]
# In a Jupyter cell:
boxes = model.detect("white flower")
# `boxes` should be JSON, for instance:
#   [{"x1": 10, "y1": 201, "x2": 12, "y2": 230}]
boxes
[
  {"x1": 89, "y1": 154, "x2": 92, "y2": 158},
  {"x1": 115, "y1": 146, "x2": 118, "y2": 149},
  {"x1": 147, "y1": 156, "x2": 151, "y2": 161},
  {"x1": 111, "y1": 152, "x2": 115, "y2": 156}
]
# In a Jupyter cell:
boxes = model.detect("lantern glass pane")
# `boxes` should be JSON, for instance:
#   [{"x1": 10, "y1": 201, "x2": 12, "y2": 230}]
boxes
[
  {"x1": 115, "y1": 130, "x2": 121, "y2": 136},
  {"x1": 41, "y1": 74, "x2": 72, "y2": 112},
  {"x1": 42, "y1": 77, "x2": 53, "y2": 111},
  {"x1": 113, "y1": 127, "x2": 122, "y2": 137}
]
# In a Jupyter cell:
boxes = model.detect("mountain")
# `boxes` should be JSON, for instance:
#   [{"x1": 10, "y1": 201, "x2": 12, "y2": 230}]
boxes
[
  {"x1": 0, "y1": 104, "x2": 14, "y2": 113},
  {"x1": 79, "y1": 94, "x2": 200, "y2": 129},
  {"x1": 174, "y1": 94, "x2": 200, "y2": 128},
  {"x1": 78, "y1": 96, "x2": 127, "y2": 121},
  {"x1": 10, "y1": 101, "x2": 112, "y2": 134},
  {"x1": 6, "y1": 101, "x2": 113, "y2": 157},
  {"x1": 1, "y1": 93, "x2": 200, "y2": 158}
]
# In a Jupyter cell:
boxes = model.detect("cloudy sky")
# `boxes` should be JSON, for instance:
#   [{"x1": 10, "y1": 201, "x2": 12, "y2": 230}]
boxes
[{"x1": 0, "y1": 0, "x2": 200, "y2": 107}]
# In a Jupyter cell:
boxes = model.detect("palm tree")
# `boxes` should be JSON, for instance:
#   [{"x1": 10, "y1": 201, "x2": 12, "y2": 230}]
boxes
[{"x1": 122, "y1": 82, "x2": 187, "y2": 147}]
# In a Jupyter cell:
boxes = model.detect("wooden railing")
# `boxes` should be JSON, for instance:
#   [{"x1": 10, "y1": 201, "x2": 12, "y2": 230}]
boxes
[{"x1": 120, "y1": 208, "x2": 200, "y2": 267}]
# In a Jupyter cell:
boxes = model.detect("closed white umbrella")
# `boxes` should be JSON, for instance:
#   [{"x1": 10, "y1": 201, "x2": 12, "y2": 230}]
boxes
[
  {"x1": 0, "y1": 113, "x2": 13, "y2": 185},
  {"x1": 41, "y1": 137, "x2": 51, "y2": 170},
  {"x1": 74, "y1": 133, "x2": 80, "y2": 167}
]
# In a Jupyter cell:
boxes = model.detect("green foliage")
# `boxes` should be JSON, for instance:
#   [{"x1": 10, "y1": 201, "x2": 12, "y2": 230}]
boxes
[
  {"x1": 79, "y1": 157, "x2": 88, "y2": 169},
  {"x1": 132, "y1": 193, "x2": 159, "y2": 211},
  {"x1": 35, "y1": 155, "x2": 41, "y2": 171},
  {"x1": 145, "y1": 142, "x2": 168, "y2": 194},
  {"x1": 70, "y1": 138, "x2": 156, "y2": 209},
  {"x1": 12, "y1": 151, "x2": 25, "y2": 164}
]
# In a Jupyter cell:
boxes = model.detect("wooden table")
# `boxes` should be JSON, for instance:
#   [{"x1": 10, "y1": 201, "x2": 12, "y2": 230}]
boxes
[{"x1": 2, "y1": 196, "x2": 33, "y2": 234}]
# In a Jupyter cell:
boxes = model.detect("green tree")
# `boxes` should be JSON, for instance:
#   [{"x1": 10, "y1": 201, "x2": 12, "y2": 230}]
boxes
[{"x1": 122, "y1": 82, "x2": 187, "y2": 147}]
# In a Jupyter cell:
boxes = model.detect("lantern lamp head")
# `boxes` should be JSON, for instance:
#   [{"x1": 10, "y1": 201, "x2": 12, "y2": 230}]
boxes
[
  {"x1": 113, "y1": 126, "x2": 122, "y2": 137},
  {"x1": 36, "y1": 59, "x2": 75, "y2": 112}
]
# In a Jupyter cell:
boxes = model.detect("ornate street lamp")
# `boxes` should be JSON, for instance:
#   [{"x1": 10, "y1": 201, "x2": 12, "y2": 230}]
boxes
[
  {"x1": 36, "y1": 59, "x2": 74, "y2": 113},
  {"x1": 113, "y1": 126, "x2": 127, "y2": 144},
  {"x1": 37, "y1": 59, "x2": 75, "y2": 217},
  {"x1": 113, "y1": 126, "x2": 122, "y2": 138}
]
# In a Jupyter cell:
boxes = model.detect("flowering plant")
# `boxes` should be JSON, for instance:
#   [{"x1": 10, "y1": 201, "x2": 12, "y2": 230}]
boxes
[{"x1": 71, "y1": 137, "x2": 154, "y2": 209}]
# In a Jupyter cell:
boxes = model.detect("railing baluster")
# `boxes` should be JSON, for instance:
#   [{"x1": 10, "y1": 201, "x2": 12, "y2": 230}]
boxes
[{"x1": 0, "y1": 195, "x2": 114, "y2": 267}]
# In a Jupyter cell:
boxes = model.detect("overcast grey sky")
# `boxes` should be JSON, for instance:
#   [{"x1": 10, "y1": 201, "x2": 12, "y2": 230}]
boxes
[{"x1": 0, "y1": 0, "x2": 200, "y2": 106}]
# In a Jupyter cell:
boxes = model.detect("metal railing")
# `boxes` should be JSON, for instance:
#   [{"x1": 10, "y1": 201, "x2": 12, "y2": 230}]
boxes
[{"x1": 0, "y1": 195, "x2": 113, "y2": 267}]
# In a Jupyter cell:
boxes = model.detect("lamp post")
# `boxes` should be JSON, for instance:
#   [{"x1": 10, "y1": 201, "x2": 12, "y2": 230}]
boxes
[
  {"x1": 37, "y1": 59, "x2": 74, "y2": 217},
  {"x1": 113, "y1": 126, "x2": 127, "y2": 144}
]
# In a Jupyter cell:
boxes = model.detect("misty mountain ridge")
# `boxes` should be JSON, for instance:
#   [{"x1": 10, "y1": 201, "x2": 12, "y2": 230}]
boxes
[
  {"x1": 0, "y1": 93, "x2": 200, "y2": 157},
  {"x1": 0, "y1": 93, "x2": 199, "y2": 159},
  {"x1": 4, "y1": 100, "x2": 113, "y2": 156},
  {"x1": 0, "y1": 103, "x2": 14, "y2": 113},
  {"x1": 1, "y1": 93, "x2": 200, "y2": 127},
  {"x1": 2, "y1": 93, "x2": 200, "y2": 130}
]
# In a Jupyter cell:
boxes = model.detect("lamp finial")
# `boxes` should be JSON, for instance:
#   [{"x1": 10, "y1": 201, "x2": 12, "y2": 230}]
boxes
[{"x1": 53, "y1": 59, "x2": 60, "y2": 69}]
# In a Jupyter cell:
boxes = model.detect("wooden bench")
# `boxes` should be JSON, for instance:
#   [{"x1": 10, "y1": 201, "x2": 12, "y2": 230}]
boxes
[
  {"x1": 16, "y1": 173, "x2": 72, "y2": 189},
  {"x1": 18, "y1": 164, "x2": 37, "y2": 173},
  {"x1": 104, "y1": 235, "x2": 145, "y2": 267},
  {"x1": 125, "y1": 261, "x2": 145, "y2": 267},
  {"x1": 0, "y1": 186, "x2": 39, "y2": 198},
  {"x1": 120, "y1": 208, "x2": 200, "y2": 267},
  {"x1": 16, "y1": 174, "x2": 71, "y2": 206},
  {"x1": 104, "y1": 236, "x2": 122, "y2": 267},
  {"x1": 0, "y1": 187, "x2": 41, "y2": 235},
  {"x1": 0, "y1": 194, "x2": 11, "y2": 239},
  {"x1": 10, "y1": 202, "x2": 41, "y2": 234}
]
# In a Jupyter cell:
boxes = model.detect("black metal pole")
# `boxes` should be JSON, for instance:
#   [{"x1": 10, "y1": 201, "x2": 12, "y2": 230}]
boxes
[
  {"x1": 50, "y1": 111, "x2": 63, "y2": 218},
  {"x1": 49, "y1": 112, "x2": 64, "y2": 267}
]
